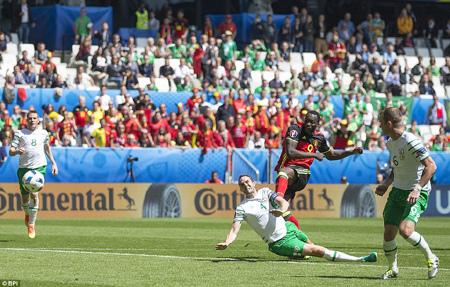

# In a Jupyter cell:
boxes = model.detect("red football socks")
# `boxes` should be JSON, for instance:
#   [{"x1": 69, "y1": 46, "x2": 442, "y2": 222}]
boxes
[{"x1": 276, "y1": 176, "x2": 288, "y2": 197}]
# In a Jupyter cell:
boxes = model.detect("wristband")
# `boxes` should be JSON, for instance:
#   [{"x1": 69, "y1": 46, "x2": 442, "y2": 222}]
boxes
[{"x1": 413, "y1": 184, "x2": 422, "y2": 193}]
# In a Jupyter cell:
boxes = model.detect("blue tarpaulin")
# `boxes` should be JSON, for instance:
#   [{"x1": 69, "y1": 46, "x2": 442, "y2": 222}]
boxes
[
  {"x1": 205, "y1": 13, "x2": 295, "y2": 45},
  {"x1": 29, "y1": 5, "x2": 113, "y2": 50},
  {"x1": 0, "y1": 147, "x2": 228, "y2": 183}
]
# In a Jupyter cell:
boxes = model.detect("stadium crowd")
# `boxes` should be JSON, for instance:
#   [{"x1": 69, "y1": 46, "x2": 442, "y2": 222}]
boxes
[{"x1": 1, "y1": 2, "x2": 450, "y2": 161}]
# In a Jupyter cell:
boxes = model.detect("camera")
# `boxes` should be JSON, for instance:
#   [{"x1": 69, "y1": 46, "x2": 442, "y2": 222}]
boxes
[{"x1": 127, "y1": 156, "x2": 139, "y2": 162}]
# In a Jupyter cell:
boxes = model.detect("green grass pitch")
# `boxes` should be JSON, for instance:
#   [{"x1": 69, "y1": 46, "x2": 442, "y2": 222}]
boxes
[{"x1": 0, "y1": 217, "x2": 449, "y2": 286}]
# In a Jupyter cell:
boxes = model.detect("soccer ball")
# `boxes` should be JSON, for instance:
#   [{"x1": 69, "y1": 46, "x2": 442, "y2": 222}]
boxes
[{"x1": 22, "y1": 170, "x2": 45, "y2": 193}]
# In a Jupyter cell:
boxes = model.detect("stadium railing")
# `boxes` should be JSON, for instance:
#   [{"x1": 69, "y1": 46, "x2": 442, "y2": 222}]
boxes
[
  {"x1": 268, "y1": 149, "x2": 281, "y2": 184},
  {"x1": 231, "y1": 148, "x2": 260, "y2": 183}
]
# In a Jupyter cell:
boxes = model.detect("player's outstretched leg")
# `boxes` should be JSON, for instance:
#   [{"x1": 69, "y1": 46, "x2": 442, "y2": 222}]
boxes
[
  {"x1": 400, "y1": 221, "x2": 439, "y2": 279},
  {"x1": 28, "y1": 194, "x2": 39, "y2": 239},
  {"x1": 302, "y1": 244, "x2": 377, "y2": 262},
  {"x1": 21, "y1": 196, "x2": 30, "y2": 227}
]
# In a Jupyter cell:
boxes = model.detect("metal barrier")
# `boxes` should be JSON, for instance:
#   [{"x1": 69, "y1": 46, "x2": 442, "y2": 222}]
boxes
[
  {"x1": 231, "y1": 148, "x2": 260, "y2": 183},
  {"x1": 268, "y1": 150, "x2": 281, "y2": 184}
]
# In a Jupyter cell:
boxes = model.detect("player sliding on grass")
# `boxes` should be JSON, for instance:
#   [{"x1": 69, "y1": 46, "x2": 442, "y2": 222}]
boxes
[
  {"x1": 216, "y1": 175, "x2": 377, "y2": 263},
  {"x1": 274, "y1": 111, "x2": 363, "y2": 231},
  {"x1": 376, "y1": 107, "x2": 439, "y2": 279},
  {"x1": 9, "y1": 110, "x2": 58, "y2": 239}
]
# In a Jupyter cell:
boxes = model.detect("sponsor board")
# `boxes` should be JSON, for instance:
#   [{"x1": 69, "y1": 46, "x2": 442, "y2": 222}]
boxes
[
  {"x1": 0, "y1": 183, "x2": 394, "y2": 219},
  {"x1": 423, "y1": 185, "x2": 450, "y2": 217}
]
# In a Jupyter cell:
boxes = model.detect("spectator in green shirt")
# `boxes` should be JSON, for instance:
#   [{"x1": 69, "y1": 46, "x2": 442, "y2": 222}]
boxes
[
  {"x1": 254, "y1": 79, "x2": 271, "y2": 94},
  {"x1": 171, "y1": 38, "x2": 187, "y2": 59},
  {"x1": 220, "y1": 30, "x2": 237, "y2": 62},
  {"x1": 75, "y1": 7, "x2": 92, "y2": 44},
  {"x1": 250, "y1": 51, "x2": 266, "y2": 71},
  {"x1": 431, "y1": 135, "x2": 449, "y2": 151}
]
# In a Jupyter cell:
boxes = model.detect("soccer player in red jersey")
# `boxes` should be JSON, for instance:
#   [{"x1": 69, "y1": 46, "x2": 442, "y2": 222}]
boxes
[{"x1": 275, "y1": 111, "x2": 363, "y2": 230}]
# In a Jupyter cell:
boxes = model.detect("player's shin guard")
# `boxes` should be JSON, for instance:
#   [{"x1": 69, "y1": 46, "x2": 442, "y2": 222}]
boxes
[
  {"x1": 323, "y1": 249, "x2": 363, "y2": 262},
  {"x1": 383, "y1": 239, "x2": 398, "y2": 271},
  {"x1": 275, "y1": 172, "x2": 289, "y2": 197},
  {"x1": 28, "y1": 197, "x2": 39, "y2": 226},
  {"x1": 22, "y1": 201, "x2": 30, "y2": 215},
  {"x1": 406, "y1": 231, "x2": 433, "y2": 260},
  {"x1": 282, "y1": 211, "x2": 300, "y2": 230}
]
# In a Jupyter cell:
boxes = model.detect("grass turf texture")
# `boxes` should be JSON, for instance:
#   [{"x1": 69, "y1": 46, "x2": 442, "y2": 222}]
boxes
[{"x1": 0, "y1": 218, "x2": 448, "y2": 286}]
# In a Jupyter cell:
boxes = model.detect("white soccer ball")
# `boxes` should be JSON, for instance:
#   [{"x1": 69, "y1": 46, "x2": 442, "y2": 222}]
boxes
[{"x1": 22, "y1": 170, "x2": 45, "y2": 193}]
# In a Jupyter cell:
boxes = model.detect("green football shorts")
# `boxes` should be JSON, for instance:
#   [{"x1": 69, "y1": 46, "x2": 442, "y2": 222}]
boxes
[
  {"x1": 383, "y1": 186, "x2": 429, "y2": 227},
  {"x1": 268, "y1": 221, "x2": 309, "y2": 257},
  {"x1": 17, "y1": 166, "x2": 47, "y2": 195}
]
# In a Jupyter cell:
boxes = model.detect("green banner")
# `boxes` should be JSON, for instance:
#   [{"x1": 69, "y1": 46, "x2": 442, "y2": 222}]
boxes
[
  {"x1": 371, "y1": 96, "x2": 414, "y2": 122},
  {"x1": 446, "y1": 100, "x2": 450, "y2": 127}
]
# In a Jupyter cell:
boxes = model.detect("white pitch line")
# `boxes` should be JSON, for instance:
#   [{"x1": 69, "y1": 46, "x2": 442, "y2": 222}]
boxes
[
  {"x1": 1, "y1": 247, "x2": 448, "y2": 257},
  {"x1": 0, "y1": 248, "x2": 449, "y2": 271}
]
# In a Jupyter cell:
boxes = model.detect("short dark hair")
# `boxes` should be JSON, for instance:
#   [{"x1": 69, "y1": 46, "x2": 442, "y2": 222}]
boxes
[
  {"x1": 381, "y1": 107, "x2": 403, "y2": 128},
  {"x1": 238, "y1": 174, "x2": 253, "y2": 183},
  {"x1": 306, "y1": 110, "x2": 320, "y2": 120},
  {"x1": 27, "y1": 110, "x2": 39, "y2": 118}
]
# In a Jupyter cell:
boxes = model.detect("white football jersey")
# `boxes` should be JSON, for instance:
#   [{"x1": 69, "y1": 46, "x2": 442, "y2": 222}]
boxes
[
  {"x1": 234, "y1": 188, "x2": 286, "y2": 244},
  {"x1": 11, "y1": 128, "x2": 49, "y2": 169},
  {"x1": 387, "y1": 131, "x2": 431, "y2": 193}
]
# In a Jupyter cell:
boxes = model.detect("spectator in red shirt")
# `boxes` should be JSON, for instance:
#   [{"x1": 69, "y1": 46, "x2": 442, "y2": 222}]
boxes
[
  {"x1": 218, "y1": 14, "x2": 237, "y2": 39},
  {"x1": 273, "y1": 104, "x2": 290, "y2": 136},
  {"x1": 159, "y1": 18, "x2": 173, "y2": 43},
  {"x1": 254, "y1": 103, "x2": 270, "y2": 135},
  {"x1": 56, "y1": 110, "x2": 76, "y2": 146},
  {"x1": 125, "y1": 134, "x2": 139, "y2": 148},
  {"x1": 111, "y1": 123, "x2": 127, "y2": 149},
  {"x1": 327, "y1": 32, "x2": 346, "y2": 72},
  {"x1": 180, "y1": 113, "x2": 198, "y2": 144},
  {"x1": 233, "y1": 90, "x2": 247, "y2": 114},
  {"x1": 154, "y1": 127, "x2": 171, "y2": 147},
  {"x1": 265, "y1": 128, "x2": 280, "y2": 149},
  {"x1": 197, "y1": 120, "x2": 216, "y2": 150},
  {"x1": 124, "y1": 109, "x2": 143, "y2": 139},
  {"x1": 173, "y1": 10, "x2": 189, "y2": 40},
  {"x1": 186, "y1": 87, "x2": 202, "y2": 115},
  {"x1": 148, "y1": 111, "x2": 169, "y2": 137},
  {"x1": 197, "y1": 107, "x2": 216, "y2": 132},
  {"x1": 205, "y1": 171, "x2": 224, "y2": 184},
  {"x1": 72, "y1": 95, "x2": 91, "y2": 146},
  {"x1": 230, "y1": 113, "x2": 249, "y2": 148},
  {"x1": 167, "y1": 111, "x2": 181, "y2": 138},
  {"x1": 214, "y1": 120, "x2": 235, "y2": 150}
]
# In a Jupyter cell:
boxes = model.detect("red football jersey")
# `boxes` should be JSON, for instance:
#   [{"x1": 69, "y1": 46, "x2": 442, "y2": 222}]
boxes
[{"x1": 275, "y1": 124, "x2": 330, "y2": 171}]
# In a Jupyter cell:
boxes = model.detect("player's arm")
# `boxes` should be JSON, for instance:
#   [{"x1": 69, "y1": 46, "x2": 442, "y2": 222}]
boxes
[
  {"x1": 407, "y1": 156, "x2": 437, "y2": 204},
  {"x1": 9, "y1": 146, "x2": 25, "y2": 156},
  {"x1": 375, "y1": 168, "x2": 394, "y2": 197},
  {"x1": 44, "y1": 142, "x2": 58, "y2": 176},
  {"x1": 215, "y1": 221, "x2": 242, "y2": 250},
  {"x1": 417, "y1": 156, "x2": 436, "y2": 188},
  {"x1": 9, "y1": 132, "x2": 25, "y2": 156},
  {"x1": 324, "y1": 147, "x2": 363, "y2": 161},
  {"x1": 285, "y1": 138, "x2": 320, "y2": 160},
  {"x1": 270, "y1": 194, "x2": 289, "y2": 217}
]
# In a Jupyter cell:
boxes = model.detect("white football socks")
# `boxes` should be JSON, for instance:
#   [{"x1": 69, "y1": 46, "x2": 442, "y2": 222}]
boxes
[
  {"x1": 383, "y1": 238, "x2": 398, "y2": 272},
  {"x1": 323, "y1": 249, "x2": 363, "y2": 262},
  {"x1": 22, "y1": 201, "x2": 30, "y2": 215},
  {"x1": 406, "y1": 231, "x2": 434, "y2": 260},
  {"x1": 28, "y1": 197, "x2": 39, "y2": 226}
]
